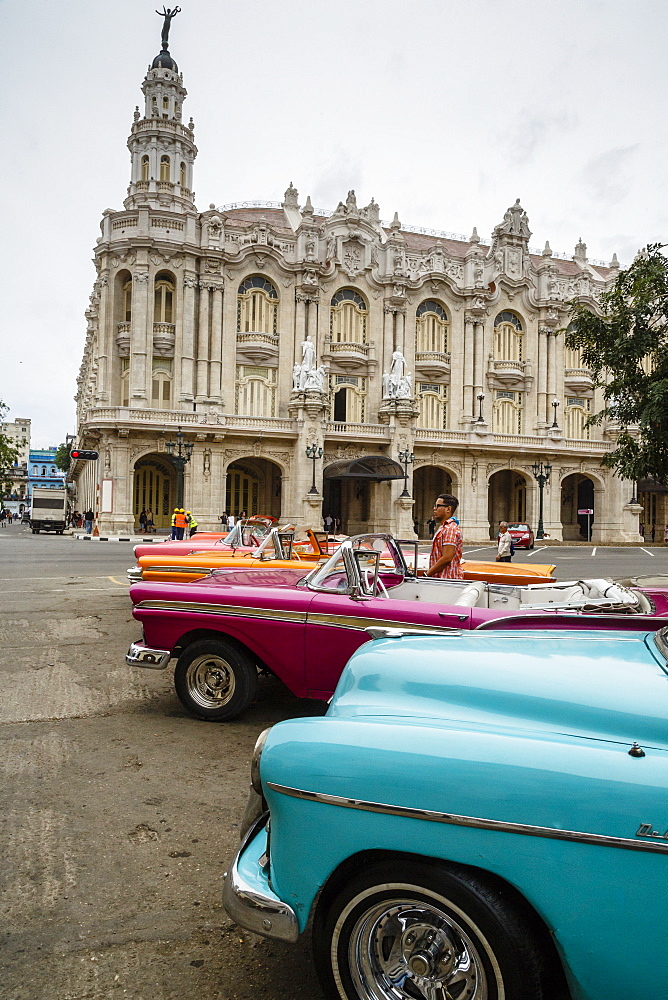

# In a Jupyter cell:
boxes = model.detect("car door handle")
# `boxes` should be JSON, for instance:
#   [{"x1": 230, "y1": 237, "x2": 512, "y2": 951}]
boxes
[{"x1": 439, "y1": 612, "x2": 469, "y2": 622}]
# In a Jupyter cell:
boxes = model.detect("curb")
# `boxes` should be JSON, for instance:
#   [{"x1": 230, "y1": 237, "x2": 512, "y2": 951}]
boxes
[{"x1": 73, "y1": 534, "x2": 166, "y2": 543}]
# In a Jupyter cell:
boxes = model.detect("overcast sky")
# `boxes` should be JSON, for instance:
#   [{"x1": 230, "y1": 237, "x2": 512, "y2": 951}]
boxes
[{"x1": 1, "y1": 0, "x2": 666, "y2": 446}]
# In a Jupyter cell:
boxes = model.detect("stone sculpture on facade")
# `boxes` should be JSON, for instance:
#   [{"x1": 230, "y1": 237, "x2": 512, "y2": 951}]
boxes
[
  {"x1": 156, "y1": 6, "x2": 181, "y2": 45},
  {"x1": 382, "y1": 350, "x2": 413, "y2": 399},
  {"x1": 292, "y1": 336, "x2": 328, "y2": 394}
]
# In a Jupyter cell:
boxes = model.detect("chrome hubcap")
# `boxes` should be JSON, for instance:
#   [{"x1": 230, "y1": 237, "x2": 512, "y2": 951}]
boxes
[
  {"x1": 345, "y1": 897, "x2": 488, "y2": 1000},
  {"x1": 186, "y1": 654, "x2": 235, "y2": 708}
]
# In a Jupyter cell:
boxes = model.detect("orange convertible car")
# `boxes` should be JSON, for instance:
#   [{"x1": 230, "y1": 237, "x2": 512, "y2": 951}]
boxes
[{"x1": 128, "y1": 526, "x2": 556, "y2": 586}]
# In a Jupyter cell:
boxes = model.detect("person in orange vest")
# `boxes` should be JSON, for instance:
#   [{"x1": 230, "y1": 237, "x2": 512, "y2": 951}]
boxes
[{"x1": 175, "y1": 508, "x2": 188, "y2": 540}]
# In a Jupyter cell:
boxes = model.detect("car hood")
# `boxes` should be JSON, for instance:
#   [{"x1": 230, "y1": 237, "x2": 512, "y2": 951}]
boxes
[
  {"x1": 328, "y1": 629, "x2": 668, "y2": 749},
  {"x1": 130, "y1": 565, "x2": 307, "y2": 604}
]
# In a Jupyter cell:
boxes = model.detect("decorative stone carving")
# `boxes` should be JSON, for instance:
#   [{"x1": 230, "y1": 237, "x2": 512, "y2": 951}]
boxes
[{"x1": 283, "y1": 182, "x2": 299, "y2": 211}]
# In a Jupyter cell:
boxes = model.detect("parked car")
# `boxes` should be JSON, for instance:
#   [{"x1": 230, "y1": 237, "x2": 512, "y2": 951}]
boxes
[
  {"x1": 224, "y1": 626, "x2": 668, "y2": 1000},
  {"x1": 126, "y1": 533, "x2": 668, "y2": 722},
  {"x1": 507, "y1": 521, "x2": 535, "y2": 549},
  {"x1": 131, "y1": 516, "x2": 278, "y2": 560},
  {"x1": 127, "y1": 526, "x2": 328, "y2": 584}
]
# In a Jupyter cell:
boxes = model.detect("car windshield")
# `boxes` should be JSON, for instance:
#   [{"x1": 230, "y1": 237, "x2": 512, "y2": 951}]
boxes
[
  {"x1": 509, "y1": 524, "x2": 529, "y2": 531},
  {"x1": 306, "y1": 534, "x2": 403, "y2": 592}
]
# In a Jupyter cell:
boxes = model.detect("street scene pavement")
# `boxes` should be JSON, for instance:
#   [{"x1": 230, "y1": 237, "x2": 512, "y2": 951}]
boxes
[{"x1": 2, "y1": 523, "x2": 667, "y2": 999}]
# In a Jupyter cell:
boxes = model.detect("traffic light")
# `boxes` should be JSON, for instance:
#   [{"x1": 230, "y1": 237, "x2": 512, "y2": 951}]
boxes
[{"x1": 70, "y1": 450, "x2": 99, "y2": 461}]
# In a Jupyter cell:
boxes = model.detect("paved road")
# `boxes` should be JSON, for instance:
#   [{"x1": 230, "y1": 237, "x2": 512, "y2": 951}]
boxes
[
  {"x1": 0, "y1": 526, "x2": 325, "y2": 1000},
  {"x1": 1, "y1": 524, "x2": 665, "y2": 999}
]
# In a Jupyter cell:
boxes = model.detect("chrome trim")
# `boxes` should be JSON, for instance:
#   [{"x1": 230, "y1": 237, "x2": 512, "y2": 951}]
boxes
[
  {"x1": 475, "y1": 614, "x2": 656, "y2": 633},
  {"x1": 365, "y1": 626, "x2": 461, "y2": 640},
  {"x1": 654, "y1": 627, "x2": 668, "y2": 662},
  {"x1": 266, "y1": 783, "x2": 668, "y2": 856},
  {"x1": 223, "y1": 827, "x2": 299, "y2": 944},
  {"x1": 127, "y1": 565, "x2": 143, "y2": 583},
  {"x1": 125, "y1": 640, "x2": 171, "y2": 669}
]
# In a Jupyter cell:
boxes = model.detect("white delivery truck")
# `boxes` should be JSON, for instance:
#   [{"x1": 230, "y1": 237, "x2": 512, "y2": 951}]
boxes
[{"x1": 30, "y1": 487, "x2": 68, "y2": 534}]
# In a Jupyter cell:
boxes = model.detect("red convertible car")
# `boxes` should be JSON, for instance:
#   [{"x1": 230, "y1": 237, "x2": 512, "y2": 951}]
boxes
[{"x1": 126, "y1": 534, "x2": 668, "y2": 723}]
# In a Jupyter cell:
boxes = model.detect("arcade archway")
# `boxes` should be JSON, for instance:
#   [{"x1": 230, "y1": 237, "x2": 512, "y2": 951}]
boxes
[
  {"x1": 561, "y1": 474, "x2": 595, "y2": 541},
  {"x1": 225, "y1": 458, "x2": 282, "y2": 519},
  {"x1": 413, "y1": 466, "x2": 453, "y2": 537},
  {"x1": 487, "y1": 469, "x2": 529, "y2": 538},
  {"x1": 133, "y1": 454, "x2": 177, "y2": 530}
]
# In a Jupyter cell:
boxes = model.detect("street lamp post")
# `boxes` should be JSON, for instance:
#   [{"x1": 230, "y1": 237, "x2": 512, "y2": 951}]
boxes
[
  {"x1": 305, "y1": 444, "x2": 323, "y2": 494},
  {"x1": 531, "y1": 460, "x2": 552, "y2": 540},
  {"x1": 165, "y1": 426, "x2": 194, "y2": 509},
  {"x1": 551, "y1": 399, "x2": 560, "y2": 428},
  {"x1": 476, "y1": 393, "x2": 485, "y2": 423},
  {"x1": 398, "y1": 449, "x2": 414, "y2": 498}
]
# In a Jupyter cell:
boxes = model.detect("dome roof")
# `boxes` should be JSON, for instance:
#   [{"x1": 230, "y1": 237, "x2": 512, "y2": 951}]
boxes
[{"x1": 152, "y1": 48, "x2": 178, "y2": 72}]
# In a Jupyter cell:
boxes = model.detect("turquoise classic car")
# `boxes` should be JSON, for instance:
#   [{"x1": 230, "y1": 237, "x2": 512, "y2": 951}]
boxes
[{"x1": 224, "y1": 627, "x2": 668, "y2": 1000}]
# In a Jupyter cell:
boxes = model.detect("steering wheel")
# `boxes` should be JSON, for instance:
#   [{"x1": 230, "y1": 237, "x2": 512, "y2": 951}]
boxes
[{"x1": 363, "y1": 569, "x2": 388, "y2": 598}]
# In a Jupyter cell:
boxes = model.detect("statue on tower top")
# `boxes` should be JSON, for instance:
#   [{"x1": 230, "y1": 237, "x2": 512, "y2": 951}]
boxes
[{"x1": 156, "y1": 6, "x2": 181, "y2": 48}]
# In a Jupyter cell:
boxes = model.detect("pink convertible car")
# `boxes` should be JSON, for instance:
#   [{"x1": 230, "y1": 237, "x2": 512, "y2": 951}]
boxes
[{"x1": 126, "y1": 533, "x2": 668, "y2": 722}]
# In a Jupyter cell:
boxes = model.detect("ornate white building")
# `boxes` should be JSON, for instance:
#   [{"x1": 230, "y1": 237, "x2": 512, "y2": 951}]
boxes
[{"x1": 73, "y1": 24, "x2": 646, "y2": 542}]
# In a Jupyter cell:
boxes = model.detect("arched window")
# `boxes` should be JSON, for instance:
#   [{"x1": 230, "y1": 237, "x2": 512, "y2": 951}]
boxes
[
  {"x1": 330, "y1": 375, "x2": 365, "y2": 423},
  {"x1": 416, "y1": 301, "x2": 449, "y2": 354},
  {"x1": 151, "y1": 360, "x2": 173, "y2": 410},
  {"x1": 235, "y1": 365, "x2": 277, "y2": 417},
  {"x1": 565, "y1": 397, "x2": 591, "y2": 439},
  {"x1": 417, "y1": 383, "x2": 448, "y2": 429},
  {"x1": 494, "y1": 311, "x2": 523, "y2": 362},
  {"x1": 141, "y1": 155, "x2": 149, "y2": 182},
  {"x1": 330, "y1": 289, "x2": 368, "y2": 344},
  {"x1": 179, "y1": 161, "x2": 186, "y2": 188},
  {"x1": 236, "y1": 276, "x2": 278, "y2": 334},
  {"x1": 493, "y1": 390, "x2": 523, "y2": 434},
  {"x1": 123, "y1": 278, "x2": 132, "y2": 323},
  {"x1": 32, "y1": 466, "x2": 37, "y2": 475},
  {"x1": 154, "y1": 273, "x2": 174, "y2": 324},
  {"x1": 159, "y1": 155, "x2": 170, "y2": 182},
  {"x1": 42, "y1": 467, "x2": 46, "y2": 476}
]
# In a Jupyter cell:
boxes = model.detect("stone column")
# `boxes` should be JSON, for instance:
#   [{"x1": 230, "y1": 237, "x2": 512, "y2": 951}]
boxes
[
  {"x1": 209, "y1": 285, "x2": 224, "y2": 405},
  {"x1": 221, "y1": 276, "x2": 238, "y2": 413},
  {"x1": 546, "y1": 332, "x2": 557, "y2": 422},
  {"x1": 382, "y1": 305, "x2": 395, "y2": 383},
  {"x1": 462, "y1": 313, "x2": 475, "y2": 421},
  {"x1": 294, "y1": 294, "x2": 307, "y2": 360},
  {"x1": 307, "y1": 296, "x2": 318, "y2": 346},
  {"x1": 179, "y1": 273, "x2": 197, "y2": 402},
  {"x1": 129, "y1": 266, "x2": 150, "y2": 407},
  {"x1": 396, "y1": 309, "x2": 406, "y2": 352},
  {"x1": 473, "y1": 319, "x2": 485, "y2": 405},
  {"x1": 95, "y1": 270, "x2": 111, "y2": 404},
  {"x1": 196, "y1": 283, "x2": 210, "y2": 403},
  {"x1": 536, "y1": 326, "x2": 549, "y2": 429}
]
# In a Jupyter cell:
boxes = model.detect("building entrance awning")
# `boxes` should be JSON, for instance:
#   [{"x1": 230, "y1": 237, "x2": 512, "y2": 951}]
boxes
[
  {"x1": 637, "y1": 478, "x2": 668, "y2": 494},
  {"x1": 323, "y1": 455, "x2": 406, "y2": 481}
]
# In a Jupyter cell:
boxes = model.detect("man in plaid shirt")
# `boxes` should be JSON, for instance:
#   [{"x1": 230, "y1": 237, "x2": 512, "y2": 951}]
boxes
[{"x1": 426, "y1": 493, "x2": 463, "y2": 579}]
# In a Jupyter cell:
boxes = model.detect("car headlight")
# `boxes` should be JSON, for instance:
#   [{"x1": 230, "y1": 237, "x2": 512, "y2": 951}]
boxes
[{"x1": 251, "y1": 727, "x2": 271, "y2": 794}]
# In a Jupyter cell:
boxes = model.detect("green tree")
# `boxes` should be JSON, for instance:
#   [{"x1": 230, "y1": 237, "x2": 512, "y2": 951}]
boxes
[
  {"x1": 55, "y1": 442, "x2": 71, "y2": 472},
  {"x1": 0, "y1": 401, "x2": 19, "y2": 497},
  {"x1": 566, "y1": 243, "x2": 668, "y2": 484}
]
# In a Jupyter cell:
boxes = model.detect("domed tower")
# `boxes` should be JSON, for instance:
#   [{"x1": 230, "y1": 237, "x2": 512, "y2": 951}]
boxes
[{"x1": 125, "y1": 7, "x2": 197, "y2": 211}]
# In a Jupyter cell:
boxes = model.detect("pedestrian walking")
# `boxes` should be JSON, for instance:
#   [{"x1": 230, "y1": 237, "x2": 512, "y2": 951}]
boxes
[
  {"x1": 426, "y1": 494, "x2": 463, "y2": 579},
  {"x1": 427, "y1": 517, "x2": 436, "y2": 538},
  {"x1": 139, "y1": 509, "x2": 147, "y2": 532},
  {"x1": 651, "y1": 523, "x2": 656, "y2": 542},
  {"x1": 187, "y1": 512, "x2": 198, "y2": 537},
  {"x1": 496, "y1": 521, "x2": 513, "y2": 562},
  {"x1": 146, "y1": 508, "x2": 154, "y2": 532},
  {"x1": 170, "y1": 508, "x2": 178, "y2": 540},
  {"x1": 228, "y1": 513, "x2": 236, "y2": 528},
  {"x1": 84, "y1": 509, "x2": 94, "y2": 533},
  {"x1": 220, "y1": 512, "x2": 229, "y2": 528},
  {"x1": 324, "y1": 514, "x2": 333, "y2": 534}
]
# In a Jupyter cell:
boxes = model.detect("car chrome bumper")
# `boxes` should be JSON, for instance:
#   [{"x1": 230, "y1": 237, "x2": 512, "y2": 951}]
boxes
[
  {"x1": 223, "y1": 820, "x2": 299, "y2": 944},
  {"x1": 127, "y1": 565, "x2": 143, "y2": 583},
  {"x1": 125, "y1": 640, "x2": 171, "y2": 670}
]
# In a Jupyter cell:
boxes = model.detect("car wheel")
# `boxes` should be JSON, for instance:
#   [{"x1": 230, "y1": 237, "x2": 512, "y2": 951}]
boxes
[
  {"x1": 313, "y1": 858, "x2": 546, "y2": 1000},
  {"x1": 174, "y1": 638, "x2": 258, "y2": 722}
]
